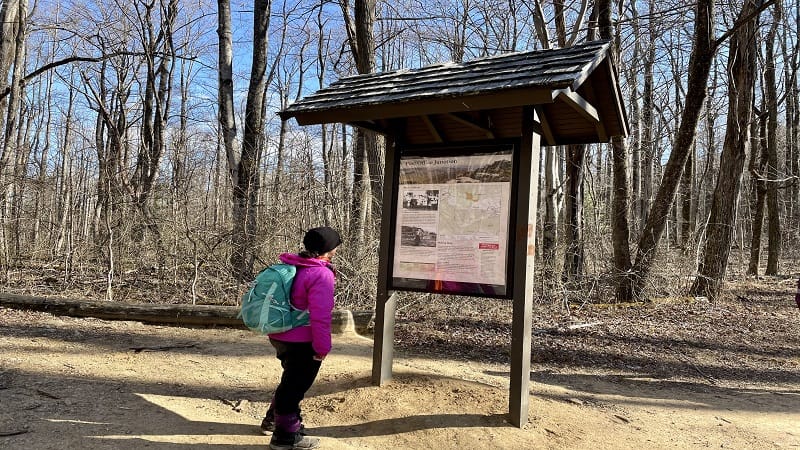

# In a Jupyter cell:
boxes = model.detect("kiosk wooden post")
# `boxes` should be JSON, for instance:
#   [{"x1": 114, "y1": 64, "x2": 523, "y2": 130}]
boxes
[
  {"x1": 373, "y1": 136, "x2": 398, "y2": 386},
  {"x1": 509, "y1": 107, "x2": 541, "y2": 427}
]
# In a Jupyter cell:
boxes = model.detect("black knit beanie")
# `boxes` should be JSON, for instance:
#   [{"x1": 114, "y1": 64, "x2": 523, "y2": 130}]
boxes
[{"x1": 303, "y1": 226, "x2": 342, "y2": 254}]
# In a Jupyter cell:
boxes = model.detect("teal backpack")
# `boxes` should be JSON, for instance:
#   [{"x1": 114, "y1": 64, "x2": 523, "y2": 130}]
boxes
[{"x1": 238, "y1": 263, "x2": 310, "y2": 334}]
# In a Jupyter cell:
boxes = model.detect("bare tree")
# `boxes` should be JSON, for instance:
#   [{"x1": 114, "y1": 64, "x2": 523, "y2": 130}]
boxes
[
  {"x1": 639, "y1": 0, "x2": 657, "y2": 229},
  {"x1": 698, "y1": 68, "x2": 721, "y2": 241},
  {"x1": 597, "y1": 0, "x2": 633, "y2": 301},
  {"x1": 55, "y1": 78, "x2": 77, "y2": 265},
  {"x1": 528, "y1": 0, "x2": 591, "y2": 285},
  {"x1": 562, "y1": 144, "x2": 586, "y2": 282},
  {"x1": 217, "y1": 0, "x2": 237, "y2": 192},
  {"x1": 748, "y1": 108, "x2": 769, "y2": 275},
  {"x1": 679, "y1": 143, "x2": 695, "y2": 247},
  {"x1": 529, "y1": 0, "x2": 562, "y2": 284},
  {"x1": 230, "y1": 0, "x2": 273, "y2": 281},
  {"x1": 691, "y1": 0, "x2": 763, "y2": 299},
  {"x1": 79, "y1": 31, "x2": 135, "y2": 247},
  {"x1": 764, "y1": 1, "x2": 782, "y2": 275},
  {"x1": 784, "y1": 6, "x2": 800, "y2": 236},
  {"x1": 268, "y1": 1, "x2": 298, "y2": 210},
  {"x1": 0, "y1": 0, "x2": 21, "y2": 150},
  {"x1": 0, "y1": 0, "x2": 27, "y2": 194},
  {"x1": 557, "y1": 1, "x2": 591, "y2": 284},
  {"x1": 341, "y1": 0, "x2": 380, "y2": 249},
  {"x1": 617, "y1": 0, "x2": 641, "y2": 235},
  {"x1": 128, "y1": 0, "x2": 178, "y2": 269},
  {"x1": 0, "y1": 0, "x2": 29, "y2": 273}
]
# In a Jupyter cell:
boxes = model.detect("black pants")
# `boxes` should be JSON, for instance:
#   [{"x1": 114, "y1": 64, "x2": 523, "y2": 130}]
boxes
[{"x1": 270, "y1": 338, "x2": 322, "y2": 417}]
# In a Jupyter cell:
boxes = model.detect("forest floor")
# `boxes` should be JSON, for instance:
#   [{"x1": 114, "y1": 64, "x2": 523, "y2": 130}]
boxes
[{"x1": 0, "y1": 274, "x2": 798, "y2": 449}]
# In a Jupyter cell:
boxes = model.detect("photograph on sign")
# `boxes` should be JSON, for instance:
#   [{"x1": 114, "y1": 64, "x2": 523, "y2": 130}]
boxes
[{"x1": 390, "y1": 146, "x2": 514, "y2": 297}]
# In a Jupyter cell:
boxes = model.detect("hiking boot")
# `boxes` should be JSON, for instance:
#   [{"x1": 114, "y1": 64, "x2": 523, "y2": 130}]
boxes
[
  {"x1": 261, "y1": 419, "x2": 305, "y2": 435},
  {"x1": 269, "y1": 433, "x2": 320, "y2": 450},
  {"x1": 260, "y1": 416, "x2": 275, "y2": 435},
  {"x1": 261, "y1": 414, "x2": 305, "y2": 435}
]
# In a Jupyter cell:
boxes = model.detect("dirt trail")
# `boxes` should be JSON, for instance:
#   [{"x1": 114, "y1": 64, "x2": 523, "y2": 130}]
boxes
[{"x1": 0, "y1": 308, "x2": 798, "y2": 449}]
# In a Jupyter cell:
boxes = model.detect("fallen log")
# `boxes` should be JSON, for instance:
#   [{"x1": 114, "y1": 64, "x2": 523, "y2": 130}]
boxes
[
  {"x1": 0, "y1": 292, "x2": 243, "y2": 327},
  {"x1": 0, "y1": 292, "x2": 357, "y2": 334}
]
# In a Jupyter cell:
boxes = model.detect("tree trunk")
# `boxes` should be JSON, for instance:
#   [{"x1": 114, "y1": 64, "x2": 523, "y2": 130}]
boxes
[
  {"x1": 530, "y1": 2, "x2": 561, "y2": 285},
  {"x1": 341, "y1": 0, "x2": 379, "y2": 249},
  {"x1": 555, "y1": 2, "x2": 587, "y2": 284},
  {"x1": 350, "y1": 129, "x2": 370, "y2": 248},
  {"x1": 316, "y1": 6, "x2": 334, "y2": 227},
  {"x1": 542, "y1": 147, "x2": 560, "y2": 282},
  {"x1": 0, "y1": 0, "x2": 20, "y2": 146},
  {"x1": 355, "y1": 0, "x2": 381, "y2": 224},
  {"x1": 696, "y1": 69, "x2": 719, "y2": 240},
  {"x1": 690, "y1": 0, "x2": 760, "y2": 299},
  {"x1": 679, "y1": 143, "x2": 695, "y2": 248},
  {"x1": 640, "y1": 0, "x2": 656, "y2": 229},
  {"x1": 33, "y1": 55, "x2": 56, "y2": 249},
  {"x1": 0, "y1": 0, "x2": 24, "y2": 179},
  {"x1": 217, "y1": 0, "x2": 238, "y2": 190},
  {"x1": 597, "y1": 0, "x2": 633, "y2": 301},
  {"x1": 790, "y1": 15, "x2": 800, "y2": 237},
  {"x1": 748, "y1": 112, "x2": 768, "y2": 275},
  {"x1": 784, "y1": 17, "x2": 799, "y2": 236},
  {"x1": 11, "y1": 96, "x2": 33, "y2": 257},
  {"x1": 630, "y1": 85, "x2": 652, "y2": 232},
  {"x1": 273, "y1": 115, "x2": 288, "y2": 206},
  {"x1": 231, "y1": 0, "x2": 272, "y2": 281},
  {"x1": 562, "y1": 144, "x2": 586, "y2": 282},
  {"x1": 56, "y1": 82, "x2": 76, "y2": 257},
  {"x1": 131, "y1": 0, "x2": 175, "y2": 266},
  {"x1": 629, "y1": 3, "x2": 642, "y2": 234},
  {"x1": 0, "y1": 0, "x2": 26, "y2": 267},
  {"x1": 174, "y1": 36, "x2": 191, "y2": 205},
  {"x1": 271, "y1": 62, "x2": 292, "y2": 210},
  {"x1": 764, "y1": 2, "x2": 782, "y2": 275}
]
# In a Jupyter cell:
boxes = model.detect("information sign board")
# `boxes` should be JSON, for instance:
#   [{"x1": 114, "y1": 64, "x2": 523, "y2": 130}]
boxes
[{"x1": 389, "y1": 143, "x2": 516, "y2": 298}]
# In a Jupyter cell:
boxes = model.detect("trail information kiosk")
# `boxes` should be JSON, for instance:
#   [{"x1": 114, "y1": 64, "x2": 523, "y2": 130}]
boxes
[{"x1": 280, "y1": 40, "x2": 628, "y2": 427}]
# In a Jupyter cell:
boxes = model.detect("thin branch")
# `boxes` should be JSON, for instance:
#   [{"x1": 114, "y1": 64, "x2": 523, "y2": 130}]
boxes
[
  {"x1": 751, "y1": 173, "x2": 798, "y2": 182},
  {"x1": 713, "y1": 0, "x2": 776, "y2": 50},
  {"x1": 0, "y1": 51, "x2": 197, "y2": 101}
]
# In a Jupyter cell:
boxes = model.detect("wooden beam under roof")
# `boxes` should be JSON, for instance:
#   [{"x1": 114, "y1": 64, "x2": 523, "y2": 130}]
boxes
[
  {"x1": 446, "y1": 112, "x2": 495, "y2": 139},
  {"x1": 530, "y1": 121, "x2": 545, "y2": 138},
  {"x1": 534, "y1": 105, "x2": 556, "y2": 146},
  {"x1": 579, "y1": 81, "x2": 608, "y2": 142},
  {"x1": 421, "y1": 115, "x2": 444, "y2": 143},
  {"x1": 350, "y1": 120, "x2": 390, "y2": 136},
  {"x1": 554, "y1": 88, "x2": 600, "y2": 123}
]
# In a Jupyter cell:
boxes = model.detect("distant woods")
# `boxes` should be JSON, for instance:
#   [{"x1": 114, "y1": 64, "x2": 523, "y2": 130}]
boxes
[{"x1": 0, "y1": 0, "x2": 797, "y2": 306}]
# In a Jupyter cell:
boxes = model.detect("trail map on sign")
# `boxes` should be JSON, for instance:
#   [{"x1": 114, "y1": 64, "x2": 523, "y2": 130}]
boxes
[{"x1": 438, "y1": 185, "x2": 504, "y2": 236}]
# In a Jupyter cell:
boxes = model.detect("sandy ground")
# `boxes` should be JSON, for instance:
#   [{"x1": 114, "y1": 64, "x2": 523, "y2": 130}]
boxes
[{"x1": 0, "y1": 307, "x2": 798, "y2": 450}]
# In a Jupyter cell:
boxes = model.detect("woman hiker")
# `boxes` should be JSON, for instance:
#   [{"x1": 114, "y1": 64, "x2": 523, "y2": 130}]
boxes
[{"x1": 261, "y1": 226, "x2": 341, "y2": 450}]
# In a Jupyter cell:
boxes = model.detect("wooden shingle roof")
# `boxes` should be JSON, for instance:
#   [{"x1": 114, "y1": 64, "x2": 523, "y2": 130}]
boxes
[{"x1": 280, "y1": 40, "x2": 628, "y2": 146}]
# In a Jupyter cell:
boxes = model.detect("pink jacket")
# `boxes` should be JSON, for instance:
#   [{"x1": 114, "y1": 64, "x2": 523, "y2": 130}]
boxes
[{"x1": 268, "y1": 252, "x2": 335, "y2": 357}]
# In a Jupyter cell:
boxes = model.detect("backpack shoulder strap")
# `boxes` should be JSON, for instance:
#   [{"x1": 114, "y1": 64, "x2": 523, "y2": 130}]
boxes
[{"x1": 270, "y1": 263, "x2": 296, "y2": 297}]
